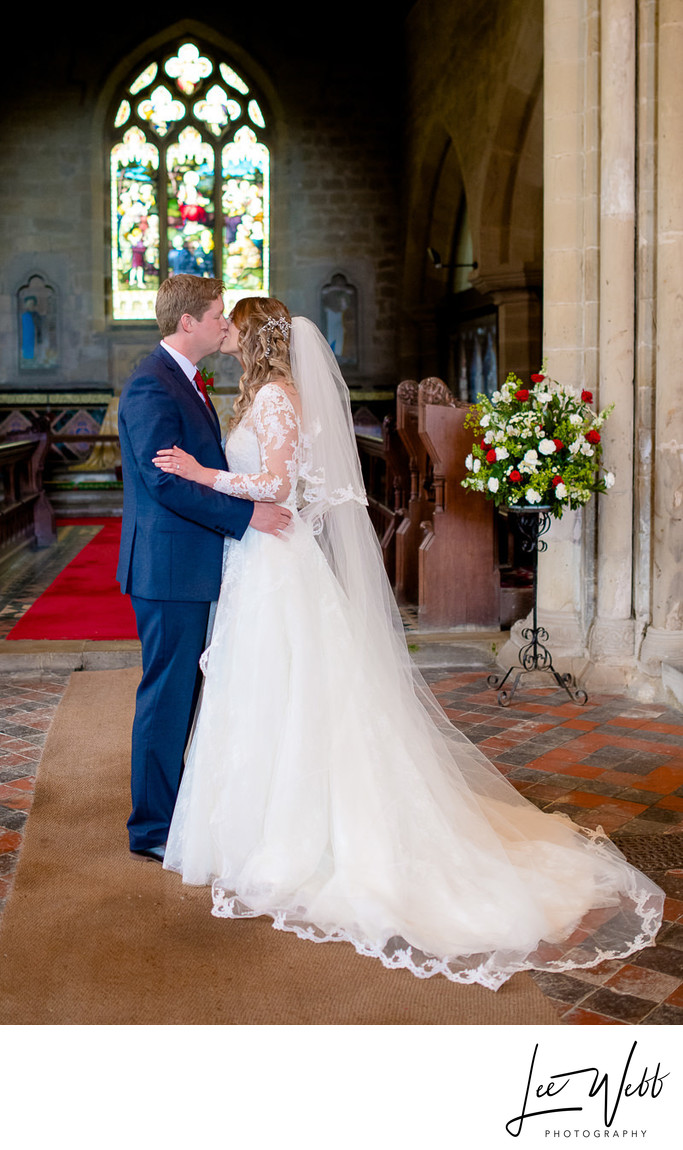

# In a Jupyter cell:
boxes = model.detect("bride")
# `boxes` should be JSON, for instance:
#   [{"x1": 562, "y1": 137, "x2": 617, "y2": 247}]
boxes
[{"x1": 153, "y1": 297, "x2": 663, "y2": 990}]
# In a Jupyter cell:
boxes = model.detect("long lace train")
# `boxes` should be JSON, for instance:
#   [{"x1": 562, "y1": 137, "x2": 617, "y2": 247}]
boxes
[{"x1": 163, "y1": 360, "x2": 663, "y2": 991}]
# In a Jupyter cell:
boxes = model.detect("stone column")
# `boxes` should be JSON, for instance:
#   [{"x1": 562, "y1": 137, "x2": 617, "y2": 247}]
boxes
[
  {"x1": 507, "y1": 0, "x2": 601, "y2": 665},
  {"x1": 639, "y1": 0, "x2": 683, "y2": 673},
  {"x1": 491, "y1": 288, "x2": 542, "y2": 382},
  {"x1": 588, "y1": 0, "x2": 637, "y2": 666},
  {"x1": 633, "y1": 0, "x2": 657, "y2": 656}
]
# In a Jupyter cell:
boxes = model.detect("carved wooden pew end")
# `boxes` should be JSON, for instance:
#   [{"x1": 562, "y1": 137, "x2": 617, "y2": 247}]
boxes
[
  {"x1": 0, "y1": 433, "x2": 56, "y2": 566},
  {"x1": 416, "y1": 377, "x2": 499, "y2": 630}
]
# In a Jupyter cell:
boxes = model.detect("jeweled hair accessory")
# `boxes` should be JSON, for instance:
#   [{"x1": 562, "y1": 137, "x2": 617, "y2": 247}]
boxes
[{"x1": 258, "y1": 316, "x2": 291, "y2": 357}]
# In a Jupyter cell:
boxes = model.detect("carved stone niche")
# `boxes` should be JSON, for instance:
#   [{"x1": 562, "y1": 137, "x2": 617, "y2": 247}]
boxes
[
  {"x1": 321, "y1": 272, "x2": 358, "y2": 369},
  {"x1": 17, "y1": 273, "x2": 59, "y2": 372}
]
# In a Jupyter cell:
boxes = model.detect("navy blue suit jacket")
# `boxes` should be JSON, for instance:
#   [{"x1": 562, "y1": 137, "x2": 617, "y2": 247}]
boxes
[{"x1": 117, "y1": 345, "x2": 253, "y2": 601}]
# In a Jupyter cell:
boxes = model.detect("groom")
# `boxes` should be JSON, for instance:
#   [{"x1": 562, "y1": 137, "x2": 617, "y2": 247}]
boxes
[{"x1": 117, "y1": 274, "x2": 291, "y2": 861}]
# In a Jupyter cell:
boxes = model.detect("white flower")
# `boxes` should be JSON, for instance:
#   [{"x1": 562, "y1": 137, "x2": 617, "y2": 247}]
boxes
[
  {"x1": 487, "y1": 476, "x2": 500, "y2": 493},
  {"x1": 554, "y1": 483, "x2": 567, "y2": 499},
  {"x1": 483, "y1": 431, "x2": 494, "y2": 444},
  {"x1": 604, "y1": 471, "x2": 615, "y2": 489},
  {"x1": 472, "y1": 457, "x2": 481, "y2": 473},
  {"x1": 580, "y1": 442, "x2": 594, "y2": 457},
  {"x1": 568, "y1": 439, "x2": 582, "y2": 455},
  {"x1": 569, "y1": 413, "x2": 582, "y2": 426},
  {"x1": 491, "y1": 391, "x2": 501, "y2": 403},
  {"x1": 538, "y1": 438, "x2": 557, "y2": 456},
  {"x1": 535, "y1": 391, "x2": 552, "y2": 405},
  {"x1": 465, "y1": 453, "x2": 473, "y2": 471},
  {"x1": 522, "y1": 449, "x2": 539, "y2": 467},
  {"x1": 480, "y1": 414, "x2": 491, "y2": 428},
  {"x1": 495, "y1": 446, "x2": 509, "y2": 461},
  {"x1": 525, "y1": 488, "x2": 542, "y2": 504}
]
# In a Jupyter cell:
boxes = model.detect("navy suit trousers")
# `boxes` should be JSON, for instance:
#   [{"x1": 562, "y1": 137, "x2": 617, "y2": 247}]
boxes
[{"x1": 128, "y1": 596, "x2": 211, "y2": 851}]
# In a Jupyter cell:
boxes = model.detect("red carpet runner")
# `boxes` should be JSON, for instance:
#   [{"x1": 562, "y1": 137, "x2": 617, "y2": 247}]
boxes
[{"x1": 6, "y1": 519, "x2": 138, "y2": 641}]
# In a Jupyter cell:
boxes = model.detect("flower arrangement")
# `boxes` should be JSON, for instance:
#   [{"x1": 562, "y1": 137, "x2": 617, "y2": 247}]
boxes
[
  {"x1": 199, "y1": 366, "x2": 215, "y2": 393},
  {"x1": 461, "y1": 366, "x2": 615, "y2": 518}
]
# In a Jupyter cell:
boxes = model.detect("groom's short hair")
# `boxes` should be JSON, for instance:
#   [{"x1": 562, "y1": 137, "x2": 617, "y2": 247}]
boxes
[{"x1": 155, "y1": 275, "x2": 225, "y2": 336}]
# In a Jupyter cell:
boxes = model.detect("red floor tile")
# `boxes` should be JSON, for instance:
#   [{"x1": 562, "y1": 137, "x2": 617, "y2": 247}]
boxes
[
  {"x1": 600, "y1": 769, "x2": 669, "y2": 793},
  {"x1": 0, "y1": 829, "x2": 22, "y2": 854},
  {"x1": 663, "y1": 897, "x2": 683, "y2": 922},
  {"x1": 604, "y1": 963, "x2": 681, "y2": 1002},
  {"x1": 555, "y1": 763, "x2": 606, "y2": 780},
  {"x1": 560, "y1": 1006, "x2": 627, "y2": 1024},
  {"x1": 0, "y1": 775, "x2": 35, "y2": 791},
  {"x1": 654, "y1": 795, "x2": 683, "y2": 813},
  {"x1": 562, "y1": 791, "x2": 648, "y2": 814},
  {"x1": 664, "y1": 983, "x2": 683, "y2": 1008}
]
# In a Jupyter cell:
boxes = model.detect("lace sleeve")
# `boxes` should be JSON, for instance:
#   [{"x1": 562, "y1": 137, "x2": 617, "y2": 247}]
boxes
[{"x1": 212, "y1": 385, "x2": 299, "y2": 502}]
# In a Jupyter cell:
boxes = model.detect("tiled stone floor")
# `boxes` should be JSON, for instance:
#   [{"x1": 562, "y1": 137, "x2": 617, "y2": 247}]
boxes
[
  {"x1": 0, "y1": 663, "x2": 681, "y2": 1023},
  {"x1": 423, "y1": 669, "x2": 683, "y2": 1024},
  {"x1": 0, "y1": 533, "x2": 681, "y2": 1023},
  {"x1": 0, "y1": 670, "x2": 71, "y2": 911}
]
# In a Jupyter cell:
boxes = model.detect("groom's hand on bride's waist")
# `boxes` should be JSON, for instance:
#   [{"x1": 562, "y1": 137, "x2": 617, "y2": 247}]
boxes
[{"x1": 250, "y1": 503, "x2": 293, "y2": 536}]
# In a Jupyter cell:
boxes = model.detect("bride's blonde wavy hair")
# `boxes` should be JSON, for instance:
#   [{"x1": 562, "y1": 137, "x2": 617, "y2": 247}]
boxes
[{"x1": 229, "y1": 297, "x2": 293, "y2": 427}]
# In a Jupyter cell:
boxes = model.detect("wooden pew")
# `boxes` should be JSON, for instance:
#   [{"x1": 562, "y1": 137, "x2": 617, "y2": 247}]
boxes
[
  {"x1": 417, "y1": 378, "x2": 499, "y2": 628},
  {"x1": 355, "y1": 412, "x2": 410, "y2": 584},
  {"x1": 0, "y1": 433, "x2": 56, "y2": 564},
  {"x1": 395, "y1": 381, "x2": 434, "y2": 605}
]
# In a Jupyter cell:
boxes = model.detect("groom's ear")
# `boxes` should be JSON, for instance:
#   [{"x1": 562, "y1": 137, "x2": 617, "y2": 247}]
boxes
[{"x1": 179, "y1": 313, "x2": 195, "y2": 333}]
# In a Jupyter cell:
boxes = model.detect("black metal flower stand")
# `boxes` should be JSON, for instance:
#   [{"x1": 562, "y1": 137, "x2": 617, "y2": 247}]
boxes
[{"x1": 488, "y1": 505, "x2": 588, "y2": 707}]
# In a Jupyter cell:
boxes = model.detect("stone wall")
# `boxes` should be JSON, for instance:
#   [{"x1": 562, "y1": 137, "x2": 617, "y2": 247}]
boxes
[
  {"x1": 0, "y1": 13, "x2": 402, "y2": 393},
  {"x1": 399, "y1": 0, "x2": 544, "y2": 383}
]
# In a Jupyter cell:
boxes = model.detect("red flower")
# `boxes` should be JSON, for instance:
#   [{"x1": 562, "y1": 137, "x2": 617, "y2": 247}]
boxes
[
  {"x1": 551, "y1": 475, "x2": 563, "y2": 487},
  {"x1": 530, "y1": 373, "x2": 545, "y2": 383},
  {"x1": 581, "y1": 389, "x2": 593, "y2": 403},
  {"x1": 486, "y1": 449, "x2": 497, "y2": 464},
  {"x1": 509, "y1": 470, "x2": 522, "y2": 483},
  {"x1": 515, "y1": 389, "x2": 530, "y2": 402},
  {"x1": 553, "y1": 438, "x2": 564, "y2": 451},
  {"x1": 481, "y1": 438, "x2": 488, "y2": 450},
  {"x1": 586, "y1": 429, "x2": 601, "y2": 444}
]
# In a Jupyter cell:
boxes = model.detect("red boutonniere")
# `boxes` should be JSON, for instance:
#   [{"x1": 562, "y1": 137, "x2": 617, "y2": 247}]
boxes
[{"x1": 199, "y1": 368, "x2": 215, "y2": 394}]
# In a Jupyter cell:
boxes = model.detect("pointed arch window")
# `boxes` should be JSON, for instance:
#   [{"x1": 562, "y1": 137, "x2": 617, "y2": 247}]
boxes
[{"x1": 109, "y1": 41, "x2": 270, "y2": 321}]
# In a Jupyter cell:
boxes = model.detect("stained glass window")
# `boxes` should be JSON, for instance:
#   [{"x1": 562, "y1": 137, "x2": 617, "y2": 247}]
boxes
[{"x1": 110, "y1": 41, "x2": 270, "y2": 321}]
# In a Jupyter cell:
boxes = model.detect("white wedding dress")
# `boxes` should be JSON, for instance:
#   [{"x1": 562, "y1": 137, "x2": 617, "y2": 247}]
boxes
[{"x1": 164, "y1": 330, "x2": 663, "y2": 991}]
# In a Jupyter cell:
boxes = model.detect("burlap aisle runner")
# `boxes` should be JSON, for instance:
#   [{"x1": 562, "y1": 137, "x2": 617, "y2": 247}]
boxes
[{"x1": 0, "y1": 669, "x2": 558, "y2": 1025}]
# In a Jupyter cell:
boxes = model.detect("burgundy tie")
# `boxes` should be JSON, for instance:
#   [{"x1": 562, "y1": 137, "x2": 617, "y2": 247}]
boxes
[{"x1": 193, "y1": 370, "x2": 209, "y2": 403}]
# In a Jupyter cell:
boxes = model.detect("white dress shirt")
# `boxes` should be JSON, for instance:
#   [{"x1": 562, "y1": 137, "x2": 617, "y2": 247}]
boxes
[{"x1": 160, "y1": 341, "x2": 205, "y2": 402}]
